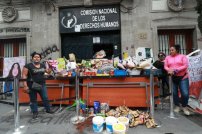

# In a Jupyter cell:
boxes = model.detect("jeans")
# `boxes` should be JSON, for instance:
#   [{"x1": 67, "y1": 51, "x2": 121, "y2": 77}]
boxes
[
  {"x1": 173, "y1": 78, "x2": 189, "y2": 107},
  {"x1": 29, "y1": 84, "x2": 50, "y2": 113}
]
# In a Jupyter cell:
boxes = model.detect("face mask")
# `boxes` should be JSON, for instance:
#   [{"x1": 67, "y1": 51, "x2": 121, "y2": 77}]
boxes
[{"x1": 33, "y1": 61, "x2": 40, "y2": 65}]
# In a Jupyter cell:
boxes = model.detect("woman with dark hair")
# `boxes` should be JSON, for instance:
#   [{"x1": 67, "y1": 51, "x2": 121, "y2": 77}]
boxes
[
  {"x1": 9, "y1": 63, "x2": 21, "y2": 78},
  {"x1": 164, "y1": 44, "x2": 190, "y2": 115},
  {"x1": 153, "y1": 52, "x2": 169, "y2": 98},
  {"x1": 4, "y1": 63, "x2": 21, "y2": 92},
  {"x1": 22, "y1": 52, "x2": 54, "y2": 119}
]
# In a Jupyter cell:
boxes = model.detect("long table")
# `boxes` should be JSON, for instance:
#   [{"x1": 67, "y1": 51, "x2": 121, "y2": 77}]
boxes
[
  {"x1": 16, "y1": 75, "x2": 159, "y2": 108},
  {"x1": 80, "y1": 75, "x2": 159, "y2": 108}
]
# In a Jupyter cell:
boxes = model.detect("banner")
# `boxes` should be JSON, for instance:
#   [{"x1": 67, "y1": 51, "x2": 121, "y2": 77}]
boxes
[
  {"x1": 187, "y1": 50, "x2": 202, "y2": 114},
  {"x1": 3, "y1": 57, "x2": 26, "y2": 93}
]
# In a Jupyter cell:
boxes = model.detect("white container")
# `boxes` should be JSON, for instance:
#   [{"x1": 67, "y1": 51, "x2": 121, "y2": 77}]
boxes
[
  {"x1": 105, "y1": 116, "x2": 117, "y2": 133},
  {"x1": 117, "y1": 116, "x2": 129, "y2": 129},
  {"x1": 92, "y1": 116, "x2": 104, "y2": 133},
  {"x1": 112, "y1": 123, "x2": 126, "y2": 134},
  {"x1": 127, "y1": 69, "x2": 141, "y2": 75}
]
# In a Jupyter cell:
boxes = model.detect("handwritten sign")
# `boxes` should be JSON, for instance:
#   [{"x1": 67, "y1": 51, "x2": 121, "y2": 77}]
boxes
[{"x1": 187, "y1": 50, "x2": 202, "y2": 113}]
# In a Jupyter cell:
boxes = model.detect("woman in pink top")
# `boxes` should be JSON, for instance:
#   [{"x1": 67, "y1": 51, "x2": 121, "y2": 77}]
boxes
[{"x1": 164, "y1": 44, "x2": 190, "y2": 115}]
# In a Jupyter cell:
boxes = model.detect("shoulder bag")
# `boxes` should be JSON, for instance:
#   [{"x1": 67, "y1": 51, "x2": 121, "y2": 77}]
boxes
[{"x1": 29, "y1": 70, "x2": 43, "y2": 91}]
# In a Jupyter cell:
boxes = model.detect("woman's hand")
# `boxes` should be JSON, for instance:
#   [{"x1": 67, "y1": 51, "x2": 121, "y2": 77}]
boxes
[
  {"x1": 168, "y1": 69, "x2": 174, "y2": 75},
  {"x1": 45, "y1": 68, "x2": 52, "y2": 74},
  {"x1": 45, "y1": 61, "x2": 52, "y2": 74}
]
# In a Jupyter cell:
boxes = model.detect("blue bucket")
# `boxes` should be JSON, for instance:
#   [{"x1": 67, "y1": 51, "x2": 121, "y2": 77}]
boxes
[
  {"x1": 106, "y1": 116, "x2": 117, "y2": 133},
  {"x1": 92, "y1": 116, "x2": 104, "y2": 133}
]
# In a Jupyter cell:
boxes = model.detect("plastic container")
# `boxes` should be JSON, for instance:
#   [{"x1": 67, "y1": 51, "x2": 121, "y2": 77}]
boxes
[
  {"x1": 127, "y1": 69, "x2": 141, "y2": 75},
  {"x1": 114, "y1": 69, "x2": 127, "y2": 76},
  {"x1": 94, "y1": 101, "x2": 100, "y2": 114},
  {"x1": 112, "y1": 123, "x2": 126, "y2": 134},
  {"x1": 123, "y1": 52, "x2": 129, "y2": 60},
  {"x1": 117, "y1": 117, "x2": 129, "y2": 129},
  {"x1": 92, "y1": 116, "x2": 104, "y2": 133},
  {"x1": 105, "y1": 116, "x2": 117, "y2": 133}
]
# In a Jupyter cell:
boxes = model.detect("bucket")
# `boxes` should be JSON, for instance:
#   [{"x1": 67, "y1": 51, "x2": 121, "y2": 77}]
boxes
[
  {"x1": 112, "y1": 123, "x2": 126, "y2": 134},
  {"x1": 117, "y1": 117, "x2": 129, "y2": 129},
  {"x1": 92, "y1": 116, "x2": 104, "y2": 133},
  {"x1": 106, "y1": 116, "x2": 117, "y2": 133}
]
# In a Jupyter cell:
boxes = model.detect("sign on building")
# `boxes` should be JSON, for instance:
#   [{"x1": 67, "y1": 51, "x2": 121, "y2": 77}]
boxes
[{"x1": 59, "y1": 5, "x2": 120, "y2": 33}]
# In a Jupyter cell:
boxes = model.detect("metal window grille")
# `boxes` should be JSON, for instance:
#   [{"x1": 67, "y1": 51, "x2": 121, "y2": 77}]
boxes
[
  {"x1": 158, "y1": 34, "x2": 169, "y2": 55},
  {"x1": 19, "y1": 42, "x2": 26, "y2": 56},
  {"x1": 158, "y1": 34, "x2": 188, "y2": 55},
  {"x1": 4, "y1": 43, "x2": 13, "y2": 57},
  {"x1": 175, "y1": 34, "x2": 186, "y2": 54}
]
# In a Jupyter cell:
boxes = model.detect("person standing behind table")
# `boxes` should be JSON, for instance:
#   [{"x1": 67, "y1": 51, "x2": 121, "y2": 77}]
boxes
[
  {"x1": 153, "y1": 52, "x2": 169, "y2": 98},
  {"x1": 22, "y1": 52, "x2": 54, "y2": 119},
  {"x1": 164, "y1": 44, "x2": 190, "y2": 115}
]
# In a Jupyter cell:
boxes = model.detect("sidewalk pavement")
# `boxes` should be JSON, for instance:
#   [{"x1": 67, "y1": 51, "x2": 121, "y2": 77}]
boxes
[{"x1": 0, "y1": 102, "x2": 201, "y2": 134}]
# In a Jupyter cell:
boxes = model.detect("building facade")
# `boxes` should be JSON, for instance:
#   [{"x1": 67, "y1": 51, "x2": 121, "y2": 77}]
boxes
[{"x1": 0, "y1": 0, "x2": 201, "y2": 76}]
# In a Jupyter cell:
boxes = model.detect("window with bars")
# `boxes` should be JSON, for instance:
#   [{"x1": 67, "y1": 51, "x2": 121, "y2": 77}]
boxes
[
  {"x1": 4, "y1": 43, "x2": 14, "y2": 57},
  {"x1": 0, "y1": 38, "x2": 26, "y2": 76},
  {"x1": 158, "y1": 29, "x2": 193, "y2": 56}
]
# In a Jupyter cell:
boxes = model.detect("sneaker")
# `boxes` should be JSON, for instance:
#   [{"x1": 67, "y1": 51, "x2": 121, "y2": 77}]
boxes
[
  {"x1": 174, "y1": 106, "x2": 181, "y2": 113},
  {"x1": 32, "y1": 112, "x2": 38, "y2": 119},
  {"x1": 182, "y1": 107, "x2": 190, "y2": 116}
]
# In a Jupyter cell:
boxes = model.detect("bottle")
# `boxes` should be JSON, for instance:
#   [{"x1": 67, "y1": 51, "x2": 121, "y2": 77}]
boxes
[{"x1": 94, "y1": 101, "x2": 100, "y2": 114}]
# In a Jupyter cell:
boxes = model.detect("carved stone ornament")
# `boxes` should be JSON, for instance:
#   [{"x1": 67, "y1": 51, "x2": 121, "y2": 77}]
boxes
[
  {"x1": 2, "y1": 6, "x2": 18, "y2": 23},
  {"x1": 167, "y1": 0, "x2": 184, "y2": 12}
]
